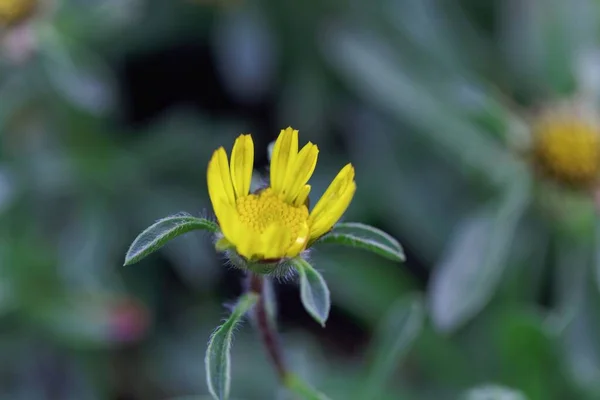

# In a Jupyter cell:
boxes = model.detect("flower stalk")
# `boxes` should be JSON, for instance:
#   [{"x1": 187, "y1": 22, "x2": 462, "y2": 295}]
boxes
[{"x1": 246, "y1": 273, "x2": 288, "y2": 381}]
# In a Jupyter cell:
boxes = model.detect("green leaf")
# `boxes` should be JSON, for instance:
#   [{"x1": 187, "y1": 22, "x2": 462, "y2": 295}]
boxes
[
  {"x1": 549, "y1": 233, "x2": 600, "y2": 396},
  {"x1": 38, "y1": 26, "x2": 116, "y2": 115},
  {"x1": 460, "y1": 385, "x2": 528, "y2": 400},
  {"x1": 429, "y1": 174, "x2": 530, "y2": 332},
  {"x1": 283, "y1": 374, "x2": 332, "y2": 400},
  {"x1": 124, "y1": 214, "x2": 219, "y2": 266},
  {"x1": 323, "y1": 27, "x2": 518, "y2": 183},
  {"x1": 362, "y1": 294, "x2": 425, "y2": 398},
  {"x1": 315, "y1": 222, "x2": 405, "y2": 262},
  {"x1": 292, "y1": 258, "x2": 331, "y2": 327},
  {"x1": 205, "y1": 293, "x2": 259, "y2": 400},
  {"x1": 169, "y1": 396, "x2": 248, "y2": 400},
  {"x1": 493, "y1": 310, "x2": 576, "y2": 400}
]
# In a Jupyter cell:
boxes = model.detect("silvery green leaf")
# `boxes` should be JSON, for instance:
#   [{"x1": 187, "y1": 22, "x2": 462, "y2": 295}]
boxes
[
  {"x1": 205, "y1": 293, "x2": 259, "y2": 400},
  {"x1": 124, "y1": 214, "x2": 219, "y2": 266},
  {"x1": 594, "y1": 215, "x2": 600, "y2": 304},
  {"x1": 292, "y1": 258, "x2": 330, "y2": 327},
  {"x1": 38, "y1": 26, "x2": 116, "y2": 115},
  {"x1": 499, "y1": 0, "x2": 594, "y2": 95},
  {"x1": 212, "y1": 7, "x2": 275, "y2": 102},
  {"x1": 169, "y1": 395, "x2": 248, "y2": 400},
  {"x1": 460, "y1": 385, "x2": 528, "y2": 400},
  {"x1": 429, "y1": 174, "x2": 530, "y2": 332},
  {"x1": 283, "y1": 374, "x2": 332, "y2": 400},
  {"x1": 316, "y1": 222, "x2": 405, "y2": 262},
  {"x1": 323, "y1": 27, "x2": 517, "y2": 183},
  {"x1": 362, "y1": 294, "x2": 425, "y2": 398},
  {"x1": 558, "y1": 228, "x2": 600, "y2": 394}
]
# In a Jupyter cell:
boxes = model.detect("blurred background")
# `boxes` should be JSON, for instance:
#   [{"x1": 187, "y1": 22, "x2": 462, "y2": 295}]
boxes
[{"x1": 3, "y1": 0, "x2": 600, "y2": 399}]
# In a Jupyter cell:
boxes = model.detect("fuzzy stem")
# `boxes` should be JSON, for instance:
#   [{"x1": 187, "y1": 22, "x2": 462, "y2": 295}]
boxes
[{"x1": 247, "y1": 273, "x2": 288, "y2": 380}]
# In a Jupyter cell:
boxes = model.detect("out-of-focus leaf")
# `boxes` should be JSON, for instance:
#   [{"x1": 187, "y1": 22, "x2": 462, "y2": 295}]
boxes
[
  {"x1": 212, "y1": 7, "x2": 276, "y2": 102},
  {"x1": 0, "y1": 68, "x2": 43, "y2": 134},
  {"x1": 593, "y1": 216, "x2": 600, "y2": 300},
  {"x1": 169, "y1": 397, "x2": 247, "y2": 400},
  {"x1": 536, "y1": 182, "x2": 597, "y2": 240},
  {"x1": 58, "y1": 204, "x2": 121, "y2": 292},
  {"x1": 575, "y1": 49, "x2": 600, "y2": 103},
  {"x1": 278, "y1": 65, "x2": 331, "y2": 143},
  {"x1": 561, "y1": 278, "x2": 600, "y2": 396},
  {"x1": 292, "y1": 258, "x2": 331, "y2": 327},
  {"x1": 316, "y1": 222, "x2": 405, "y2": 262},
  {"x1": 556, "y1": 227, "x2": 600, "y2": 396},
  {"x1": 311, "y1": 248, "x2": 416, "y2": 327},
  {"x1": 205, "y1": 293, "x2": 259, "y2": 400},
  {"x1": 124, "y1": 214, "x2": 218, "y2": 266},
  {"x1": 460, "y1": 384, "x2": 528, "y2": 400},
  {"x1": 362, "y1": 294, "x2": 425, "y2": 399},
  {"x1": 37, "y1": 26, "x2": 116, "y2": 115},
  {"x1": 498, "y1": 0, "x2": 596, "y2": 95},
  {"x1": 493, "y1": 310, "x2": 577, "y2": 400},
  {"x1": 27, "y1": 294, "x2": 134, "y2": 348},
  {"x1": 429, "y1": 173, "x2": 530, "y2": 332},
  {"x1": 344, "y1": 111, "x2": 461, "y2": 263},
  {"x1": 0, "y1": 242, "x2": 16, "y2": 318},
  {"x1": 283, "y1": 374, "x2": 332, "y2": 400},
  {"x1": 57, "y1": 0, "x2": 144, "y2": 39},
  {"x1": 550, "y1": 231, "x2": 590, "y2": 333},
  {"x1": 323, "y1": 27, "x2": 518, "y2": 184}
]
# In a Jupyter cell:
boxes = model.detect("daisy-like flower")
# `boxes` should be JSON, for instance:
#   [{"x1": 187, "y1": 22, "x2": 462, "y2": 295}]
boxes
[
  {"x1": 530, "y1": 103, "x2": 600, "y2": 190},
  {"x1": 0, "y1": 0, "x2": 37, "y2": 27},
  {"x1": 125, "y1": 125, "x2": 402, "y2": 393},
  {"x1": 207, "y1": 127, "x2": 356, "y2": 265}
]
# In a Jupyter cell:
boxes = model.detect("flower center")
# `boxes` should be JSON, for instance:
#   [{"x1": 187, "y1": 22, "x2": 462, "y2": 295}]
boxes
[
  {"x1": 236, "y1": 188, "x2": 309, "y2": 252},
  {"x1": 533, "y1": 115, "x2": 600, "y2": 188}
]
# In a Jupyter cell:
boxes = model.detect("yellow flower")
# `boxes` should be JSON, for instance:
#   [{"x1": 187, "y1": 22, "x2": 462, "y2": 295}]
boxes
[
  {"x1": 207, "y1": 127, "x2": 356, "y2": 262},
  {"x1": 0, "y1": 0, "x2": 37, "y2": 26},
  {"x1": 531, "y1": 105, "x2": 600, "y2": 189}
]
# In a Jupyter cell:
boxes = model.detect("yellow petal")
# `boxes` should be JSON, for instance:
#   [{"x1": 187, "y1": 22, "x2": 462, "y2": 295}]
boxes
[
  {"x1": 308, "y1": 163, "x2": 356, "y2": 240},
  {"x1": 230, "y1": 217, "x2": 258, "y2": 260},
  {"x1": 262, "y1": 223, "x2": 292, "y2": 260},
  {"x1": 237, "y1": 235, "x2": 258, "y2": 260},
  {"x1": 214, "y1": 199, "x2": 239, "y2": 247},
  {"x1": 207, "y1": 148, "x2": 236, "y2": 226},
  {"x1": 285, "y1": 220, "x2": 309, "y2": 257},
  {"x1": 293, "y1": 184, "x2": 311, "y2": 206},
  {"x1": 283, "y1": 142, "x2": 319, "y2": 202},
  {"x1": 270, "y1": 127, "x2": 298, "y2": 195},
  {"x1": 309, "y1": 182, "x2": 356, "y2": 240},
  {"x1": 230, "y1": 134, "x2": 254, "y2": 198}
]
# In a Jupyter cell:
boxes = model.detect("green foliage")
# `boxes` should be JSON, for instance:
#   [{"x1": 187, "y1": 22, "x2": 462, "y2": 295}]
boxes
[
  {"x1": 124, "y1": 214, "x2": 218, "y2": 266},
  {"x1": 362, "y1": 294, "x2": 425, "y2": 399},
  {"x1": 283, "y1": 374, "x2": 332, "y2": 400},
  {"x1": 316, "y1": 222, "x2": 405, "y2": 262},
  {"x1": 292, "y1": 258, "x2": 331, "y2": 327},
  {"x1": 205, "y1": 293, "x2": 259, "y2": 400},
  {"x1": 459, "y1": 385, "x2": 528, "y2": 400},
  {"x1": 429, "y1": 174, "x2": 531, "y2": 332},
  {"x1": 4, "y1": 0, "x2": 600, "y2": 398}
]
